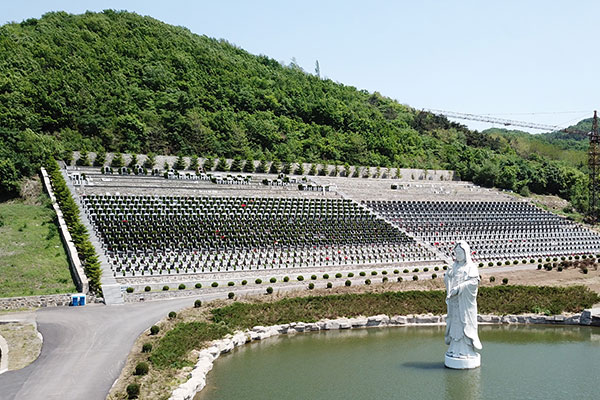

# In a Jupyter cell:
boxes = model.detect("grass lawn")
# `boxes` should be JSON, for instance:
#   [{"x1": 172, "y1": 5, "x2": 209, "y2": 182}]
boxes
[{"x1": 0, "y1": 197, "x2": 76, "y2": 297}]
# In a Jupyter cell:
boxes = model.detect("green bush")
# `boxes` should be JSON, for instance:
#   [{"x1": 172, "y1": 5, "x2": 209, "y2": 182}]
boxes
[
  {"x1": 397, "y1": 277, "x2": 403, "y2": 282},
  {"x1": 502, "y1": 278, "x2": 509, "y2": 285},
  {"x1": 162, "y1": 285, "x2": 169, "y2": 291},
  {"x1": 443, "y1": 266, "x2": 448, "y2": 270},
  {"x1": 142, "y1": 343, "x2": 153, "y2": 353},
  {"x1": 412, "y1": 268, "x2": 419, "y2": 272},
  {"x1": 423, "y1": 268, "x2": 428, "y2": 272},
  {"x1": 308, "y1": 283, "x2": 315, "y2": 290},
  {"x1": 228, "y1": 292, "x2": 235, "y2": 299},
  {"x1": 537, "y1": 264, "x2": 542, "y2": 270},
  {"x1": 488, "y1": 262, "x2": 494, "y2": 267},
  {"x1": 297, "y1": 275, "x2": 304, "y2": 281},
  {"x1": 211, "y1": 282, "x2": 219, "y2": 287},
  {"x1": 359, "y1": 271, "x2": 366, "y2": 276},
  {"x1": 489, "y1": 276, "x2": 496, "y2": 282},
  {"x1": 393, "y1": 269, "x2": 399, "y2": 274},
  {"x1": 345, "y1": 280, "x2": 351, "y2": 287},
  {"x1": 311, "y1": 275, "x2": 317, "y2": 280},
  {"x1": 144, "y1": 286, "x2": 151, "y2": 292},
  {"x1": 513, "y1": 260, "x2": 518, "y2": 265},
  {"x1": 195, "y1": 283, "x2": 202, "y2": 289},
  {"x1": 241, "y1": 280, "x2": 248, "y2": 285},
  {"x1": 270, "y1": 277, "x2": 277, "y2": 283},
  {"x1": 126, "y1": 383, "x2": 140, "y2": 399},
  {"x1": 371, "y1": 271, "x2": 377, "y2": 276},
  {"x1": 365, "y1": 279, "x2": 371, "y2": 285},
  {"x1": 326, "y1": 282, "x2": 333, "y2": 289},
  {"x1": 150, "y1": 325, "x2": 160, "y2": 335},
  {"x1": 323, "y1": 274, "x2": 329, "y2": 279},
  {"x1": 168, "y1": 311, "x2": 177, "y2": 319},
  {"x1": 382, "y1": 277, "x2": 388, "y2": 282},
  {"x1": 194, "y1": 299, "x2": 202, "y2": 308},
  {"x1": 228, "y1": 281, "x2": 235, "y2": 286},
  {"x1": 347, "y1": 272, "x2": 354, "y2": 278},
  {"x1": 382, "y1": 270, "x2": 388, "y2": 275},
  {"x1": 431, "y1": 274, "x2": 437, "y2": 279},
  {"x1": 283, "y1": 276, "x2": 289, "y2": 282},
  {"x1": 479, "y1": 263, "x2": 484, "y2": 268},
  {"x1": 335, "y1": 273, "x2": 342, "y2": 278},
  {"x1": 266, "y1": 287, "x2": 273, "y2": 294},
  {"x1": 178, "y1": 283, "x2": 186, "y2": 290},
  {"x1": 403, "y1": 269, "x2": 409, "y2": 273},
  {"x1": 126, "y1": 287, "x2": 134, "y2": 293},
  {"x1": 255, "y1": 278, "x2": 262, "y2": 284},
  {"x1": 412, "y1": 275, "x2": 418, "y2": 281},
  {"x1": 497, "y1": 261, "x2": 502, "y2": 266}
]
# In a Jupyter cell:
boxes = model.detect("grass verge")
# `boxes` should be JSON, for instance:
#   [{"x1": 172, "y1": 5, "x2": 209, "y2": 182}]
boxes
[{"x1": 0, "y1": 198, "x2": 76, "y2": 297}]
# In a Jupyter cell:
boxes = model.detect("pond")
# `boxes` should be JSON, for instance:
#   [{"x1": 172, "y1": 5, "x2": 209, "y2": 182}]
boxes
[{"x1": 196, "y1": 325, "x2": 600, "y2": 400}]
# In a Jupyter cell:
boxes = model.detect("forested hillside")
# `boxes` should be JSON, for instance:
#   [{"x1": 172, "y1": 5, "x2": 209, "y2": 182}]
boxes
[{"x1": 0, "y1": 10, "x2": 589, "y2": 212}]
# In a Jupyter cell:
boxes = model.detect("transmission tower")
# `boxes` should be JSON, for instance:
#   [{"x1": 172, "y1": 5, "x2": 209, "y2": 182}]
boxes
[{"x1": 589, "y1": 111, "x2": 599, "y2": 221}]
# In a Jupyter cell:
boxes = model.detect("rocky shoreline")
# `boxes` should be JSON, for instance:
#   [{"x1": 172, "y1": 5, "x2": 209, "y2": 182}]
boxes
[{"x1": 169, "y1": 310, "x2": 599, "y2": 400}]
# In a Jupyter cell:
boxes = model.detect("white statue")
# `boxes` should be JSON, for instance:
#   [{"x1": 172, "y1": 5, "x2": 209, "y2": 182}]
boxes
[{"x1": 444, "y1": 241, "x2": 482, "y2": 369}]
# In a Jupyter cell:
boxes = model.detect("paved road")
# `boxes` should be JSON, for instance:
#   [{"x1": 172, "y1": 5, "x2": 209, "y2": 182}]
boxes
[{"x1": 0, "y1": 293, "x2": 232, "y2": 400}]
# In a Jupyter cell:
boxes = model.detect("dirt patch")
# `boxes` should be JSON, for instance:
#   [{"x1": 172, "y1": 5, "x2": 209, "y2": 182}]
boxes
[
  {"x1": 0, "y1": 321, "x2": 42, "y2": 370},
  {"x1": 19, "y1": 177, "x2": 43, "y2": 205}
]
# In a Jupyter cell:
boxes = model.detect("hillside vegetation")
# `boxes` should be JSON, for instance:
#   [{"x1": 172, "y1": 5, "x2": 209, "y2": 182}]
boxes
[{"x1": 0, "y1": 10, "x2": 589, "y2": 212}]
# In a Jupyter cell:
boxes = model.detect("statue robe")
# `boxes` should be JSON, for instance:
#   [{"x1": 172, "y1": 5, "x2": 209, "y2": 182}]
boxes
[{"x1": 445, "y1": 263, "x2": 482, "y2": 351}]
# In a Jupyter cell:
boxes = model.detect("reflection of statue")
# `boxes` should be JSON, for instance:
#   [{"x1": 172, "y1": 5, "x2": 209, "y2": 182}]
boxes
[{"x1": 444, "y1": 241, "x2": 482, "y2": 369}]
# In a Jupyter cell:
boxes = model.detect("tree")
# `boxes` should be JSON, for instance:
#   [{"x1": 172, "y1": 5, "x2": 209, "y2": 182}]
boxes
[
  {"x1": 174, "y1": 154, "x2": 186, "y2": 170},
  {"x1": 77, "y1": 150, "x2": 91, "y2": 166},
  {"x1": 143, "y1": 152, "x2": 156, "y2": 169},
  {"x1": 94, "y1": 150, "x2": 106, "y2": 166},
  {"x1": 189, "y1": 155, "x2": 199, "y2": 170},
  {"x1": 269, "y1": 159, "x2": 281, "y2": 174},
  {"x1": 216, "y1": 157, "x2": 229, "y2": 171},
  {"x1": 128, "y1": 153, "x2": 138, "y2": 168},
  {"x1": 111, "y1": 152, "x2": 124, "y2": 168},
  {"x1": 256, "y1": 159, "x2": 268, "y2": 173},
  {"x1": 0, "y1": 159, "x2": 19, "y2": 195},
  {"x1": 230, "y1": 157, "x2": 243, "y2": 172},
  {"x1": 243, "y1": 159, "x2": 255, "y2": 172},
  {"x1": 308, "y1": 164, "x2": 317, "y2": 175}
]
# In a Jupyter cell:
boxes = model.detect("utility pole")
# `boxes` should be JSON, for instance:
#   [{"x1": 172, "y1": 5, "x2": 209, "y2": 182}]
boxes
[{"x1": 588, "y1": 110, "x2": 599, "y2": 222}]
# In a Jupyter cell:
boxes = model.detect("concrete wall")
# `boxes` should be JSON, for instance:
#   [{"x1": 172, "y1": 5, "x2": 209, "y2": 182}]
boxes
[{"x1": 40, "y1": 168, "x2": 89, "y2": 294}]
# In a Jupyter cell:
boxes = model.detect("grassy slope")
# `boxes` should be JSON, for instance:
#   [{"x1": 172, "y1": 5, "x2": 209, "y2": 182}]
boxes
[{"x1": 0, "y1": 197, "x2": 76, "y2": 297}]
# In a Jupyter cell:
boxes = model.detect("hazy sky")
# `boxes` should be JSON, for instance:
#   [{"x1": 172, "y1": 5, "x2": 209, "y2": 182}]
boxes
[{"x1": 2, "y1": 1, "x2": 599, "y2": 132}]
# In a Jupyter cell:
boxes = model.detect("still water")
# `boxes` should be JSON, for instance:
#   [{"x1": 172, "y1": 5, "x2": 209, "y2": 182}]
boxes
[{"x1": 196, "y1": 325, "x2": 600, "y2": 400}]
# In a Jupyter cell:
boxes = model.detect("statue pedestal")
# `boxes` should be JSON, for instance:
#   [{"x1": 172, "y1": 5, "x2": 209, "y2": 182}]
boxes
[{"x1": 444, "y1": 353, "x2": 480, "y2": 369}]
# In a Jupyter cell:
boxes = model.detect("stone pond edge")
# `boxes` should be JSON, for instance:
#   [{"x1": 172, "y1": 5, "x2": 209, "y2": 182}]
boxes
[{"x1": 168, "y1": 310, "x2": 598, "y2": 400}]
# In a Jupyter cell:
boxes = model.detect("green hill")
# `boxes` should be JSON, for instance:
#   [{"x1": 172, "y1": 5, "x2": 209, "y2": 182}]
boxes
[{"x1": 0, "y1": 10, "x2": 590, "y2": 213}]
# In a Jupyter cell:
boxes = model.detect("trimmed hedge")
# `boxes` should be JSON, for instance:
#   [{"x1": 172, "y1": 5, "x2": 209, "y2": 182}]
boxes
[{"x1": 45, "y1": 158, "x2": 102, "y2": 294}]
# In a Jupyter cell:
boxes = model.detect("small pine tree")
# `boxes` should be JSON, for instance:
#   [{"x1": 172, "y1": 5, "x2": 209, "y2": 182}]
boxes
[
  {"x1": 77, "y1": 150, "x2": 91, "y2": 166},
  {"x1": 143, "y1": 152, "x2": 156, "y2": 169},
  {"x1": 216, "y1": 157, "x2": 229, "y2": 171},
  {"x1": 189, "y1": 155, "x2": 199, "y2": 170},
  {"x1": 243, "y1": 159, "x2": 255, "y2": 172},
  {"x1": 174, "y1": 155, "x2": 186, "y2": 170},
  {"x1": 256, "y1": 159, "x2": 268, "y2": 173},
  {"x1": 163, "y1": 161, "x2": 170, "y2": 170},
  {"x1": 318, "y1": 164, "x2": 327, "y2": 176},
  {"x1": 230, "y1": 157, "x2": 243, "y2": 172},
  {"x1": 331, "y1": 165, "x2": 339, "y2": 176},
  {"x1": 308, "y1": 164, "x2": 317, "y2": 175},
  {"x1": 128, "y1": 153, "x2": 138, "y2": 168},
  {"x1": 352, "y1": 166, "x2": 360, "y2": 177},
  {"x1": 111, "y1": 152, "x2": 124, "y2": 168},
  {"x1": 343, "y1": 163, "x2": 350, "y2": 177},
  {"x1": 281, "y1": 162, "x2": 291, "y2": 174},
  {"x1": 94, "y1": 150, "x2": 106, "y2": 166},
  {"x1": 203, "y1": 157, "x2": 215, "y2": 171},
  {"x1": 269, "y1": 159, "x2": 281, "y2": 174}
]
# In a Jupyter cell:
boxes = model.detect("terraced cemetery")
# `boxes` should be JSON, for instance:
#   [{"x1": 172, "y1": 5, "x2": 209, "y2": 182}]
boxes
[{"x1": 63, "y1": 157, "x2": 600, "y2": 300}]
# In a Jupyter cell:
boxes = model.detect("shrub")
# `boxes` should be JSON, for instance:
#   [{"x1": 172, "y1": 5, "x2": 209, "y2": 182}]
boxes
[
  {"x1": 371, "y1": 271, "x2": 378, "y2": 276},
  {"x1": 393, "y1": 269, "x2": 399, "y2": 274},
  {"x1": 150, "y1": 325, "x2": 160, "y2": 335},
  {"x1": 412, "y1": 268, "x2": 419, "y2": 272},
  {"x1": 326, "y1": 282, "x2": 333, "y2": 289},
  {"x1": 531, "y1": 259, "x2": 536, "y2": 263},
  {"x1": 144, "y1": 286, "x2": 151, "y2": 292},
  {"x1": 211, "y1": 282, "x2": 218, "y2": 287},
  {"x1": 283, "y1": 276, "x2": 289, "y2": 282},
  {"x1": 126, "y1": 287, "x2": 134, "y2": 293},
  {"x1": 434, "y1": 266, "x2": 439, "y2": 271},
  {"x1": 241, "y1": 280, "x2": 248, "y2": 285},
  {"x1": 178, "y1": 283, "x2": 186, "y2": 290},
  {"x1": 583, "y1": 267, "x2": 589, "y2": 274},
  {"x1": 228, "y1": 281, "x2": 235, "y2": 286},
  {"x1": 297, "y1": 275, "x2": 304, "y2": 281},
  {"x1": 359, "y1": 271, "x2": 366, "y2": 276},
  {"x1": 323, "y1": 274, "x2": 330, "y2": 279},
  {"x1": 443, "y1": 266, "x2": 448, "y2": 270},
  {"x1": 382, "y1": 270, "x2": 388, "y2": 275},
  {"x1": 255, "y1": 278, "x2": 262, "y2": 284},
  {"x1": 488, "y1": 262, "x2": 494, "y2": 267},
  {"x1": 412, "y1": 275, "x2": 418, "y2": 281},
  {"x1": 228, "y1": 292, "x2": 235, "y2": 299},
  {"x1": 497, "y1": 261, "x2": 502, "y2": 266},
  {"x1": 270, "y1": 277, "x2": 277, "y2": 283},
  {"x1": 489, "y1": 276, "x2": 496, "y2": 282},
  {"x1": 195, "y1": 283, "x2": 202, "y2": 289},
  {"x1": 423, "y1": 268, "x2": 428, "y2": 272},
  {"x1": 403, "y1": 269, "x2": 409, "y2": 273},
  {"x1": 382, "y1": 277, "x2": 389, "y2": 282},
  {"x1": 266, "y1": 287, "x2": 273, "y2": 294},
  {"x1": 513, "y1": 260, "x2": 518, "y2": 265},
  {"x1": 162, "y1": 285, "x2": 169, "y2": 291},
  {"x1": 168, "y1": 311, "x2": 177, "y2": 319},
  {"x1": 348, "y1": 272, "x2": 354, "y2": 278},
  {"x1": 397, "y1": 277, "x2": 403, "y2": 282},
  {"x1": 522, "y1": 259, "x2": 528, "y2": 264},
  {"x1": 431, "y1": 274, "x2": 437, "y2": 279},
  {"x1": 311, "y1": 275, "x2": 317, "y2": 280},
  {"x1": 479, "y1": 263, "x2": 484, "y2": 268},
  {"x1": 502, "y1": 278, "x2": 509, "y2": 285},
  {"x1": 557, "y1": 266, "x2": 563, "y2": 272},
  {"x1": 134, "y1": 362, "x2": 149, "y2": 376},
  {"x1": 537, "y1": 264, "x2": 542, "y2": 270},
  {"x1": 194, "y1": 299, "x2": 202, "y2": 308},
  {"x1": 365, "y1": 278, "x2": 372, "y2": 285},
  {"x1": 335, "y1": 273, "x2": 342, "y2": 278},
  {"x1": 308, "y1": 283, "x2": 315, "y2": 290},
  {"x1": 126, "y1": 383, "x2": 140, "y2": 399},
  {"x1": 142, "y1": 343, "x2": 153, "y2": 353},
  {"x1": 505, "y1": 261, "x2": 511, "y2": 265},
  {"x1": 345, "y1": 280, "x2": 351, "y2": 287}
]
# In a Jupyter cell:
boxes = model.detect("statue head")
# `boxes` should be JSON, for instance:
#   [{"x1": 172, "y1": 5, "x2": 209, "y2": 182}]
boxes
[{"x1": 452, "y1": 241, "x2": 479, "y2": 278}]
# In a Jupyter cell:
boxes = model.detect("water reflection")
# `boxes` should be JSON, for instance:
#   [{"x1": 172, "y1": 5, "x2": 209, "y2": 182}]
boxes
[{"x1": 444, "y1": 366, "x2": 481, "y2": 400}]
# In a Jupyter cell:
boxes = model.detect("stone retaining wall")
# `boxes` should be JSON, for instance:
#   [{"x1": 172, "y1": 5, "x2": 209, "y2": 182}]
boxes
[
  {"x1": 0, "y1": 294, "x2": 73, "y2": 310},
  {"x1": 40, "y1": 167, "x2": 89, "y2": 294},
  {"x1": 169, "y1": 311, "x2": 589, "y2": 400}
]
